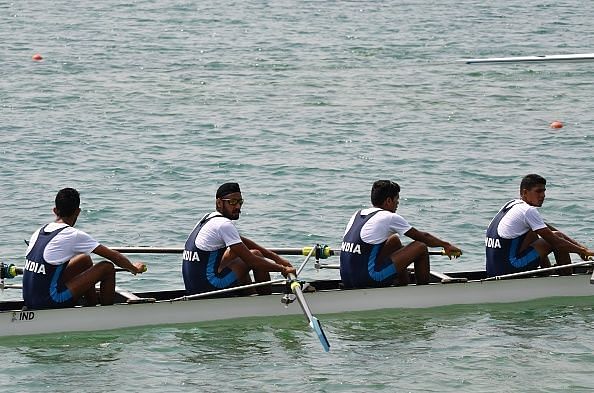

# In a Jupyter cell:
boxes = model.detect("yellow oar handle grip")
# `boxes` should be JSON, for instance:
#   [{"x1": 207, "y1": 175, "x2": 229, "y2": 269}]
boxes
[
  {"x1": 290, "y1": 281, "x2": 301, "y2": 292},
  {"x1": 302, "y1": 245, "x2": 333, "y2": 259},
  {"x1": 1, "y1": 264, "x2": 21, "y2": 279}
]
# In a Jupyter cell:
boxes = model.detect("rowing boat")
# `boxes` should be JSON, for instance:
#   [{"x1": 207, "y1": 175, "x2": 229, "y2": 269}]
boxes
[
  {"x1": 1, "y1": 246, "x2": 593, "y2": 339},
  {"x1": 461, "y1": 53, "x2": 594, "y2": 64}
]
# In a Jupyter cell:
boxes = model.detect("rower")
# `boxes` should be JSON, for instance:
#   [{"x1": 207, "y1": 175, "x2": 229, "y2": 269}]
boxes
[
  {"x1": 22, "y1": 188, "x2": 146, "y2": 309},
  {"x1": 485, "y1": 174, "x2": 594, "y2": 277},
  {"x1": 182, "y1": 182, "x2": 296, "y2": 296},
  {"x1": 339, "y1": 180, "x2": 462, "y2": 288}
]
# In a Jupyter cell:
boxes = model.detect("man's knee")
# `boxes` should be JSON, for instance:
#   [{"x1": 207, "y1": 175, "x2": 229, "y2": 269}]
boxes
[
  {"x1": 410, "y1": 241, "x2": 428, "y2": 256},
  {"x1": 532, "y1": 239, "x2": 553, "y2": 257},
  {"x1": 95, "y1": 261, "x2": 115, "y2": 278},
  {"x1": 70, "y1": 254, "x2": 93, "y2": 269},
  {"x1": 230, "y1": 260, "x2": 251, "y2": 276},
  {"x1": 251, "y1": 249, "x2": 263, "y2": 257},
  {"x1": 385, "y1": 235, "x2": 403, "y2": 248}
]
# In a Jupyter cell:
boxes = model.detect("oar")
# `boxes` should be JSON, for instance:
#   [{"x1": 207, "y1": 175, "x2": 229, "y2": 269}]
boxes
[
  {"x1": 286, "y1": 245, "x2": 330, "y2": 352},
  {"x1": 0, "y1": 263, "x2": 22, "y2": 279},
  {"x1": 169, "y1": 245, "x2": 332, "y2": 302},
  {"x1": 112, "y1": 246, "x2": 334, "y2": 259},
  {"x1": 170, "y1": 278, "x2": 287, "y2": 301},
  {"x1": 288, "y1": 272, "x2": 330, "y2": 352},
  {"x1": 0, "y1": 284, "x2": 22, "y2": 290},
  {"x1": 482, "y1": 258, "x2": 594, "y2": 282},
  {"x1": 316, "y1": 248, "x2": 460, "y2": 269},
  {"x1": 4, "y1": 263, "x2": 144, "y2": 276},
  {"x1": 1, "y1": 263, "x2": 22, "y2": 291}
]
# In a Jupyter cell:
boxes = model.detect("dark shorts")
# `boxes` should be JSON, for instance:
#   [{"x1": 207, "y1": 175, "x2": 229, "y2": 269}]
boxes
[
  {"x1": 25, "y1": 271, "x2": 75, "y2": 310},
  {"x1": 344, "y1": 257, "x2": 397, "y2": 288},
  {"x1": 183, "y1": 262, "x2": 239, "y2": 295},
  {"x1": 507, "y1": 240, "x2": 541, "y2": 272}
]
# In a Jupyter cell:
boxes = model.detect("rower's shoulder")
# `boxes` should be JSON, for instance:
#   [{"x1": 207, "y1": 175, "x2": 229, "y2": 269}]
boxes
[{"x1": 361, "y1": 207, "x2": 383, "y2": 215}]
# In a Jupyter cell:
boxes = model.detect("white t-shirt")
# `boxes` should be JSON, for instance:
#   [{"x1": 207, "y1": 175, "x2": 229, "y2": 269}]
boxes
[
  {"x1": 25, "y1": 223, "x2": 100, "y2": 265},
  {"x1": 344, "y1": 208, "x2": 413, "y2": 245},
  {"x1": 194, "y1": 212, "x2": 242, "y2": 251},
  {"x1": 497, "y1": 199, "x2": 547, "y2": 239}
]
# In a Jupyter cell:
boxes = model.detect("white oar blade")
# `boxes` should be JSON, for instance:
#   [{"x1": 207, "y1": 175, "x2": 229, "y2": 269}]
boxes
[{"x1": 309, "y1": 316, "x2": 330, "y2": 352}]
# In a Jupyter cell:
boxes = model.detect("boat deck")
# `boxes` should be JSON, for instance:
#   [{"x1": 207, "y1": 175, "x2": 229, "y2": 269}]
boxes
[{"x1": 2, "y1": 267, "x2": 590, "y2": 313}]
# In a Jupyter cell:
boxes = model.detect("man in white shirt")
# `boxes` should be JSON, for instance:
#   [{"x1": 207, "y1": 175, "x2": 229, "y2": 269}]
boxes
[
  {"x1": 182, "y1": 182, "x2": 295, "y2": 295},
  {"x1": 23, "y1": 188, "x2": 145, "y2": 309},
  {"x1": 485, "y1": 174, "x2": 593, "y2": 277},
  {"x1": 340, "y1": 180, "x2": 461, "y2": 288}
]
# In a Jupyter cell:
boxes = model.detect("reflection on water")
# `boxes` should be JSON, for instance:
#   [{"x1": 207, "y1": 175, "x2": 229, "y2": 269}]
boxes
[
  {"x1": 0, "y1": 298, "x2": 593, "y2": 392},
  {"x1": 6, "y1": 332, "x2": 125, "y2": 364}
]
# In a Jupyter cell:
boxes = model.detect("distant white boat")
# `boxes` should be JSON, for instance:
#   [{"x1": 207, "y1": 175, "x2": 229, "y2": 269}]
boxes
[{"x1": 461, "y1": 53, "x2": 594, "y2": 64}]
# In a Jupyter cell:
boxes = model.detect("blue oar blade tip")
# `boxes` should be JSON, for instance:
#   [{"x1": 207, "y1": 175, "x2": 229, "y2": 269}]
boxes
[{"x1": 309, "y1": 316, "x2": 330, "y2": 352}]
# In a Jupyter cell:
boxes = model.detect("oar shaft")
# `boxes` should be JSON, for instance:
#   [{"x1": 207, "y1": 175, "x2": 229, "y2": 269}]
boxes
[
  {"x1": 296, "y1": 246, "x2": 315, "y2": 276},
  {"x1": 171, "y1": 278, "x2": 287, "y2": 302},
  {"x1": 482, "y1": 260, "x2": 594, "y2": 281},
  {"x1": 287, "y1": 272, "x2": 331, "y2": 352},
  {"x1": 112, "y1": 247, "x2": 449, "y2": 256},
  {"x1": 0, "y1": 284, "x2": 22, "y2": 289},
  {"x1": 114, "y1": 247, "x2": 182, "y2": 254},
  {"x1": 288, "y1": 273, "x2": 314, "y2": 322},
  {"x1": 315, "y1": 249, "x2": 455, "y2": 269},
  {"x1": 113, "y1": 246, "x2": 334, "y2": 258}
]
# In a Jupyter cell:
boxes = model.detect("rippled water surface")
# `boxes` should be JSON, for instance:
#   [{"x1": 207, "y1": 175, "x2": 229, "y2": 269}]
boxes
[{"x1": 1, "y1": 0, "x2": 593, "y2": 391}]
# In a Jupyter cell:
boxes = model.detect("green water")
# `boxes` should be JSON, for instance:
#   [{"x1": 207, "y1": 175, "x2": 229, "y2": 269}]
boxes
[{"x1": 1, "y1": 0, "x2": 594, "y2": 391}]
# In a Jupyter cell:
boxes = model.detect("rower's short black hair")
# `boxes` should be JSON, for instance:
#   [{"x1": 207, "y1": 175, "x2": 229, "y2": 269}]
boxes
[
  {"x1": 55, "y1": 188, "x2": 80, "y2": 217},
  {"x1": 371, "y1": 180, "x2": 400, "y2": 206},
  {"x1": 216, "y1": 182, "x2": 241, "y2": 199},
  {"x1": 520, "y1": 174, "x2": 546, "y2": 191}
]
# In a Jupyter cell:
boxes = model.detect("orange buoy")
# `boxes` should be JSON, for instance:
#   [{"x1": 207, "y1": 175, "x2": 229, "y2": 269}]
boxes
[
  {"x1": 32, "y1": 53, "x2": 43, "y2": 61},
  {"x1": 550, "y1": 121, "x2": 563, "y2": 129}
]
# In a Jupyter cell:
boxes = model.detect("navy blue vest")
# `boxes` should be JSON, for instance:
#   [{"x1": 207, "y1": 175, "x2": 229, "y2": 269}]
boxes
[
  {"x1": 182, "y1": 214, "x2": 238, "y2": 295},
  {"x1": 340, "y1": 210, "x2": 396, "y2": 288},
  {"x1": 485, "y1": 200, "x2": 539, "y2": 276},
  {"x1": 23, "y1": 225, "x2": 73, "y2": 309}
]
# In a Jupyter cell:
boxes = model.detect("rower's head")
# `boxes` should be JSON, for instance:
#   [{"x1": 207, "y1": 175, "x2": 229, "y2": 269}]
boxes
[
  {"x1": 216, "y1": 182, "x2": 243, "y2": 220},
  {"x1": 520, "y1": 174, "x2": 546, "y2": 207},
  {"x1": 53, "y1": 187, "x2": 81, "y2": 225},
  {"x1": 371, "y1": 180, "x2": 400, "y2": 212}
]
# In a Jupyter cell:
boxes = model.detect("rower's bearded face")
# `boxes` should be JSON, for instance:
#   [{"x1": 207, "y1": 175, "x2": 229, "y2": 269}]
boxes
[{"x1": 218, "y1": 192, "x2": 243, "y2": 220}]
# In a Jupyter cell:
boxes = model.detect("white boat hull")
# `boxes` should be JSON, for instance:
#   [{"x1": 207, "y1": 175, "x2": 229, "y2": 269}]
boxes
[{"x1": 2, "y1": 273, "x2": 593, "y2": 338}]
